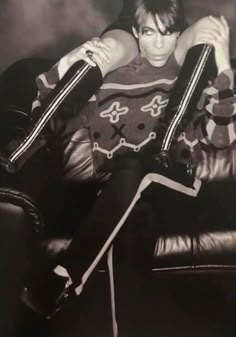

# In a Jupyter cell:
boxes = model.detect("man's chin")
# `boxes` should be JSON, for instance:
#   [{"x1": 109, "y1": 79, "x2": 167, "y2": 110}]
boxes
[{"x1": 149, "y1": 59, "x2": 168, "y2": 68}]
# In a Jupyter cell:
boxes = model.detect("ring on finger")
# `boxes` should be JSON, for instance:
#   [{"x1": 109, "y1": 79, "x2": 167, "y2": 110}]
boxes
[
  {"x1": 85, "y1": 49, "x2": 94, "y2": 58},
  {"x1": 85, "y1": 49, "x2": 96, "y2": 64}
]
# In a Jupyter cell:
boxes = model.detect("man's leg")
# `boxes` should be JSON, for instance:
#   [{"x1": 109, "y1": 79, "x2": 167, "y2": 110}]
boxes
[
  {"x1": 20, "y1": 180, "x2": 104, "y2": 318},
  {"x1": 21, "y1": 157, "x2": 146, "y2": 318},
  {"x1": 62, "y1": 157, "x2": 146, "y2": 293}
]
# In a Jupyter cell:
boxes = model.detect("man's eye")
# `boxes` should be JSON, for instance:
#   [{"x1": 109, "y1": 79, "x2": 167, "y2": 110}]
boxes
[
  {"x1": 142, "y1": 28, "x2": 153, "y2": 35},
  {"x1": 160, "y1": 30, "x2": 172, "y2": 36}
]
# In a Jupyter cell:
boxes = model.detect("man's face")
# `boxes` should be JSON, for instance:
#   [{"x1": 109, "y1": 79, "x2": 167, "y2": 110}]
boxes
[{"x1": 133, "y1": 13, "x2": 179, "y2": 67}]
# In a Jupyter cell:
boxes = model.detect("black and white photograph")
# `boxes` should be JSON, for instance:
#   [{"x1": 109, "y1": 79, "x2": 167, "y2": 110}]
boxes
[{"x1": 0, "y1": 1, "x2": 236, "y2": 337}]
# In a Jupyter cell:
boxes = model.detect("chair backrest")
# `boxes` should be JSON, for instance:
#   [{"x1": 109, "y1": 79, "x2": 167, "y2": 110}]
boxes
[
  {"x1": 0, "y1": 58, "x2": 55, "y2": 147},
  {"x1": 0, "y1": 58, "x2": 55, "y2": 114},
  {"x1": 0, "y1": 58, "x2": 63, "y2": 201}
]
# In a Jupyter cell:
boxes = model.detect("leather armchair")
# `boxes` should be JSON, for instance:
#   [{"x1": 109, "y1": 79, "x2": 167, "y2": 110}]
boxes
[{"x1": 0, "y1": 54, "x2": 236, "y2": 337}]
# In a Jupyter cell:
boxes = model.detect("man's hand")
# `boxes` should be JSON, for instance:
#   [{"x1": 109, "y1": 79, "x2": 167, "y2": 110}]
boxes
[
  {"x1": 58, "y1": 37, "x2": 112, "y2": 79},
  {"x1": 176, "y1": 16, "x2": 231, "y2": 74},
  {"x1": 194, "y1": 16, "x2": 230, "y2": 74},
  {"x1": 57, "y1": 30, "x2": 139, "y2": 79}
]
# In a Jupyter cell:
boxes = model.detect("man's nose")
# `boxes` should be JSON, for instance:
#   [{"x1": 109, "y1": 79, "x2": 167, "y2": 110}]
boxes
[{"x1": 154, "y1": 34, "x2": 164, "y2": 48}]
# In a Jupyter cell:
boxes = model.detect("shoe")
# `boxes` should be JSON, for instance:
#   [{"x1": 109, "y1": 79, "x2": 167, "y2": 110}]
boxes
[{"x1": 20, "y1": 272, "x2": 72, "y2": 319}]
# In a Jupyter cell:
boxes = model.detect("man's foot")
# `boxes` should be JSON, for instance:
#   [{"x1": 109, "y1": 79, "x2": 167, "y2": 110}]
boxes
[{"x1": 20, "y1": 272, "x2": 72, "y2": 319}]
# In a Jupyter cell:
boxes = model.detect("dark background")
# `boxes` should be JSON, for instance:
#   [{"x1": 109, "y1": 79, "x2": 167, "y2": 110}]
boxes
[{"x1": 0, "y1": 0, "x2": 235, "y2": 73}]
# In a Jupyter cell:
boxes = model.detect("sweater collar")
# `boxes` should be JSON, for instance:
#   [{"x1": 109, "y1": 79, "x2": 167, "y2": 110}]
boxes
[{"x1": 131, "y1": 53, "x2": 180, "y2": 78}]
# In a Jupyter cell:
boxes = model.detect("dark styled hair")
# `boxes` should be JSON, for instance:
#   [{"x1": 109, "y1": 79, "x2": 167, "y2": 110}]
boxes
[{"x1": 132, "y1": 0, "x2": 187, "y2": 33}]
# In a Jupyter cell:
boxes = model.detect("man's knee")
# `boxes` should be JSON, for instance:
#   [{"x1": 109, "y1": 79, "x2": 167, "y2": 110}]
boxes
[
  {"x1": 176, "y1": 16, "x2": 216, "y2": 66},
  {"x1": 179, "y1": 16, "x2": 216, "y2": 49},
  {"x1": 101, "y1": 29, "x2": 138, "y2": 74}
]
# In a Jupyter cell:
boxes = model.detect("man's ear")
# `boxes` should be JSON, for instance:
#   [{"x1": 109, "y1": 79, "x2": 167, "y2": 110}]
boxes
[{"x1": 132, "y1": 26, "x2": 139, "y2": 39}]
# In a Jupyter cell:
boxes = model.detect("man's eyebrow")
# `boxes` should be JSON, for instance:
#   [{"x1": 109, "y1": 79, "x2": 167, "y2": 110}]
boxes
[
  {"x1": 141, "y1": 25, "x2": 154, "y2": 32},
  {"x1": 142, "y1": 25, "x2": 154, "y2": 29}
]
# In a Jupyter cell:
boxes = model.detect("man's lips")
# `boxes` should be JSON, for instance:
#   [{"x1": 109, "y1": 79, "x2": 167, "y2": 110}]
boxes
[{"x1": 151, "y1": 55, "x2": 165, "y2": 60}]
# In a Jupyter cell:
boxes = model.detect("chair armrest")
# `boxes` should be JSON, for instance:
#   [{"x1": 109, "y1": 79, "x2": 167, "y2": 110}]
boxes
[{"x1": 0, "y1": 187, "x2": 43, "y2": 233}]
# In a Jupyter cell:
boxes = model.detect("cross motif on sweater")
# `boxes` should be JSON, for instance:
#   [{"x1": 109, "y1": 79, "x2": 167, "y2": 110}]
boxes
[
  {"x1": 141, "y1": 95, "x2": 168, "y2": 117},
  {"x1": 100, "y1": 102, "x2": 129, "y2": 124}
]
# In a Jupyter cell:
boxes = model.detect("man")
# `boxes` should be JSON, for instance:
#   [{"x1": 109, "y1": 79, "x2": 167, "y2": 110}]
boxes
[
  {"x1": 17, "y1": 0, "x2": 236, "y2": 322},
  {"x1": 0, "y1": 4, "x2": 233, "y2": 335}
]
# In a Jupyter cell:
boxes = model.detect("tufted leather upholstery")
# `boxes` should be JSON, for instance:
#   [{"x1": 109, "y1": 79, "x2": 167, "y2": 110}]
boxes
[{"x1": 149, "y1": 178, "x2": 236, "y2": 273}]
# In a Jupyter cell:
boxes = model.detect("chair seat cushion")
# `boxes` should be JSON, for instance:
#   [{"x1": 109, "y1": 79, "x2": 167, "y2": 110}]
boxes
[{"x1": 153, "y1": 230, "x2": 236, "y2": 271}]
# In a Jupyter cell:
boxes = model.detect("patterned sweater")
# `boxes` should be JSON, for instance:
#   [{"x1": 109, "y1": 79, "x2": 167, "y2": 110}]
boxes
[{"x1": 32, "y1": 53, "x2": 236, "y2": 178}]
